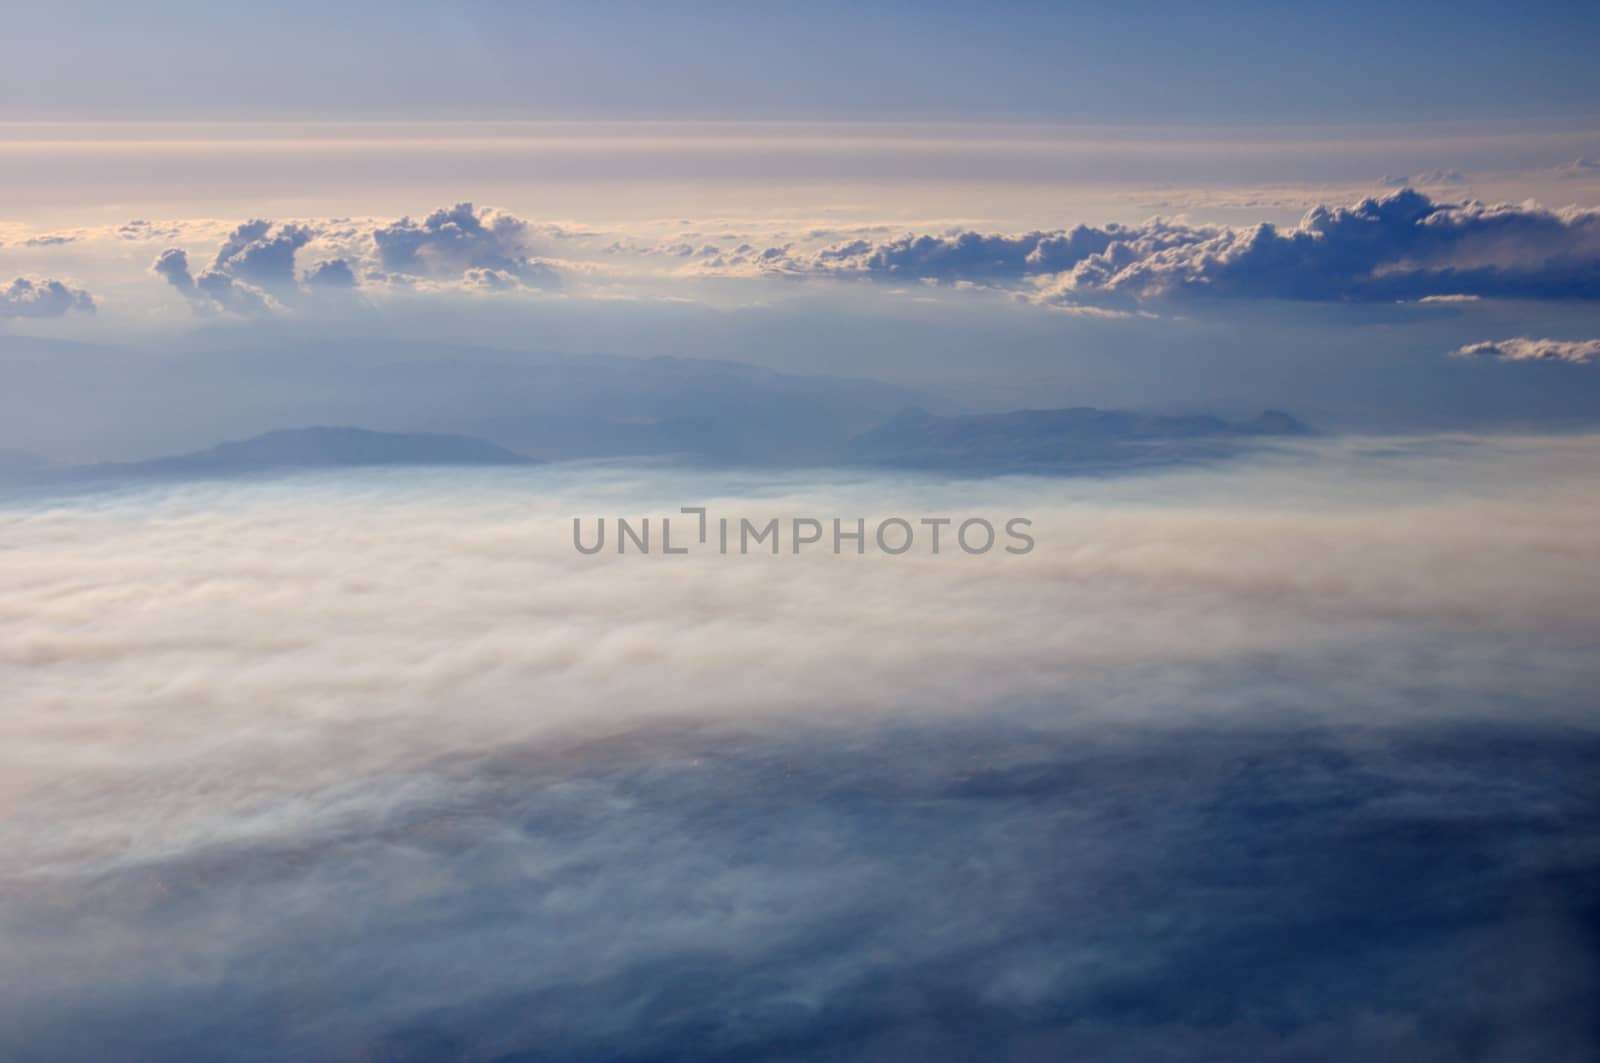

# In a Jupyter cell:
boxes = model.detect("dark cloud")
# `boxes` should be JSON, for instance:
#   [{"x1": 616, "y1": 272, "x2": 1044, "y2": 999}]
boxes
[
  {"x1": 0, "y1": 276, "x2": 95, "y2": 318},
  {"x1": 153, "y1": 221, "x2": 338, "y2": 314},
  {"x1": 152, "y1": 248, "x2": 274, "y2": 316},
  {"x1": 1453, "y1": 337, "x2": 1600, "y2": 365},
  {"x1": 150, "y1": 247, "x2": 193, "y2": 290},
  {"x1": 143, "y1": 203, "x2": 571, "y2": 309},
  {"x1": 759, "y1": 191, "x2": 1600, "y2": 306},
  {"x1": 1064, "y1": 190, "x2": 1600, "y2": 303},
  {"x1": 372, "y1": 202, "x2": 562, "y2": 286},
  {"x1": 5, "y1": 720, "x2": 1596, "y2": 1062},
  {"x1": 816, "y1": 227, "x2": 1127, "y2": 282},
  {"x1": 211, "y1": 220, "x2": 314, "y2": 293},
  {"x1": 303, "y1": 258, "x2": 358, "y2": 289}
]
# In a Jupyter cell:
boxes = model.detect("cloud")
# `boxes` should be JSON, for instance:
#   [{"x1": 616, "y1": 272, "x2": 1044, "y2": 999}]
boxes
[
  {"x1": 1452, "y1": 337, "x2": 1600, "y2": 365},
  {"x1": 210, "y1": 220, "x2": 314, "y2": 293},
  {"x1": 1044, "y1": 191, "x2": 1600, "y2": 303},
  {"x1": 739, "y1": 191, "x2": 1600, "y2": 307},
  {"x1": 1379, "y1": 167, "x2": 1465, "y2": 187},
  {"x1": 463, "y1": 266, "x2": 525, "y2": 291},
  {"x1": 151, "y1": 247, "x2": 275, "y2": 316},
  {"x1": 143, "y1": 204, "x2": 569, "y2": 312},
  {"x1": 0, "y1": 276, "x2": 96, "y2": 318},
  {"x1": 152, "y1": 221, "x2": 341, "y2": 314},
  {"x1": 0, "y1": 438, "x2": 1597, "y2": 1059},
  {"x1": 117, "y1": 219, "x2": 193, "y2": 242},
  {"x1": 1555, "y1": 157, "x2": 1600, "y2": 179},
  {"x1": 303, "y1": 258, "x2": 358, "y2": 289},
  {"x1": 463, "y1": 263, "x2": 562, "y2": 292},
  {"x1": 372, "y1": 202, "x2": 563, "y2": 288},
  {"x1": 149, "y1": 247, "x2": 193, "y2": 290},
  {"x1": 51, "y1": 191, "x2": 1600, "y2": 317},
  {"x1": 695, "y1": 227, "x2": 1130, "y2": 280}
]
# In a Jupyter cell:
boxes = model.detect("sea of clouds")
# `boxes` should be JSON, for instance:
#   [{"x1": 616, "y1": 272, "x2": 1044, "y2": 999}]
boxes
[{"x1": 2, "y1": 437, "x2": 1597, "y2": 1060}]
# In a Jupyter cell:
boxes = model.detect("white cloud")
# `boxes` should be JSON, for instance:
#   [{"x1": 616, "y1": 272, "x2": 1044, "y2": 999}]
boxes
[
  {"x1": 3, "y1": 437, "x2": 1597, "y2": 873},
  {"x1": 1452, "y1": 337, "x2": 1600, "y2": 365}
]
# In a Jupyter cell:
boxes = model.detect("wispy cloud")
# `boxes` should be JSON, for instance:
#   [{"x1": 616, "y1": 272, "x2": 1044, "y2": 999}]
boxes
[{"x1": 1452, "y1": 337, "x2": 1600, "y2": 365}]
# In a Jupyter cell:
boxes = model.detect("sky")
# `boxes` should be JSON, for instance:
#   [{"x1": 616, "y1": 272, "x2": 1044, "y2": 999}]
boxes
[
  {"x1": 4, "y1": 2, "x2": 1599, "y2": 123},
  {"x1": 5, "y1": 6, "x2": 1600, "y2": 1059},
  {"x1": 3, "y1": 4, "x2": 1600, "y2": 464}
]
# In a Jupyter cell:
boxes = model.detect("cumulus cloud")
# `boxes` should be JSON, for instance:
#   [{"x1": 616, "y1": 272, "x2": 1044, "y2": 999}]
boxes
[
  {"x1": 373, "y1": 202, "x2": 563, "y2": 288},
  {"x1": 738, "y1": 191, "x2": 1600, "y2": 307},
  {"x1": 145, "y1": 204, "x2": 572, "y2": 312},
  {"x1": 151, "y1": 247, "x2": 275, "y2": 316},
  {"x1": 303, "y1": 258, "x2": 358, "y2": 289},
  {"x1": 0, "y1": 439, "x2": 1597, "y2": 1059},
  {"x1": 151, "y1": 220, "x2": 361, "y2": 313},
  {"x1": 1452, "y1": 337, "x2": 1600, "y2": 365},
  {"x1": 210, "y1": 219, "x2": 314, "y2": 293},
  {"x1": 0, "y1": 276, "x2": 96, "y2": 318},
  {"x1": 95, "y1": 191, "x2": 1600, "y2": 315}
]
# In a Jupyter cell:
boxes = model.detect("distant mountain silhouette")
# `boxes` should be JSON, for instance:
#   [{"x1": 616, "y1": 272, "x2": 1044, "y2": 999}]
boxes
[
  {"x1": 91, "y1": 427, "x2": 534, "y2": 478},
  {"x1": 846, "y1": 407, "x2": 1310, "y2": 471},
  {"x1": 10, "y1": 409, "x2": 1313, "y2": 486}
]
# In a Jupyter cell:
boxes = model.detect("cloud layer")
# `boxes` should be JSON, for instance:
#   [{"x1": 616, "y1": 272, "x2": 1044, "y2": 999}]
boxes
[
  {"x1": 3, "y1": 189, "x2": 1586, "y2": 318},
  {"x1": 739, "y1": 190, "x2": 1600, "y2": 306},
  {"x1": 1, "y1": 438, "x2": 1598, "y2": 1058}
]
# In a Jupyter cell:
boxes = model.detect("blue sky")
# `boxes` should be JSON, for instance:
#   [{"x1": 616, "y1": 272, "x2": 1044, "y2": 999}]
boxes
[{"x1": 5, "y1": 1, "x2": 1599, "y2": 122}]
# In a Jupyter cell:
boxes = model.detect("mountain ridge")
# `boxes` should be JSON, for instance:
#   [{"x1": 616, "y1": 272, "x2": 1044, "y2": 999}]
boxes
[
  {"x1": 85, "y1": 427, "x2": 534, "y2": 478},
  {"x1": 845, "y1": 407, "x2": 1311, "y2": 471}
]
